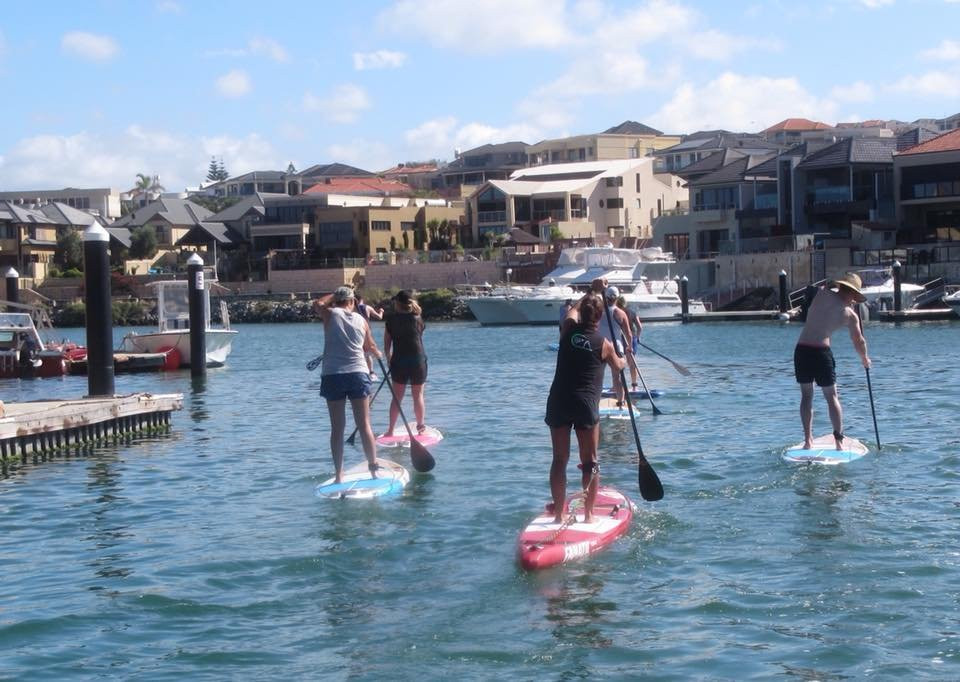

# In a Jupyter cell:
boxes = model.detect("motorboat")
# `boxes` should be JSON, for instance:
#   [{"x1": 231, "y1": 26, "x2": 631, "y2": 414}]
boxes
[
  {"x1": 944, "y1": 287, "x2": 960, "y2": 317},
  {"x1": 0, "y1": 310, "x2": 84, "y2": 378},
  {"x1": 854, "y1": 268, "x2": 924, "y2": 311},
  {"x1": 118, "y1": 280, "x2": 237, "y2": 367},
  {"x1": 462, "y1": 246, "x2": 706, "y2": 325}
]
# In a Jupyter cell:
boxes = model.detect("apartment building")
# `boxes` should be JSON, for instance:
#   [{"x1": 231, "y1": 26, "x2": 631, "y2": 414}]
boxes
[
  {"x1": 894, "y1": 128, "x2": 960, "y2": 243},
  {"x1": 526, "y1": 121, "x2": 681, "y2": 167},
  {"x1": 466, "y1": 158, "x2": 686, "y2": 244},
  {"x1": 0, "y1": 187, "x2": 122, "y2": 220}
]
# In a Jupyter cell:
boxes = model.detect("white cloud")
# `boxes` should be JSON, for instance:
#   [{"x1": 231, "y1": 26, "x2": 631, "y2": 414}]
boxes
[
  {"x1": 404, "y1": 116, "x2": 540, "y2": 159},
  {"x1": 353, "y1": 50, "x2": 407, "y2": 70},
  {"x1": 378, "y1": 0, "x2": 573, "y2": 53},
  {"x1": 921, "y1": 39, "x2": 960, "y2": 61},
  {"x1": 830, "y1": 80, "x2": 875, "y2": 102},
  {"x1": 857, "y1": 0, "x2": 894, "y2": 7},
  {"x1": 303, "y1": 84, "x2": 371, "y2": 124},
  {"x1": 206, "y1": 37, "x2": 290, "y2": 62},
  {"x1": 650, "y1": 72, "x2": 837, "y2": 133},
  {"x1": 156, "y1": 1, "x2": 182, "y2": 13},
  {"x1": 60, "y1": 31, "x2": 119, "y2": 62},
  {"x1": 248, "y1": 37, "x2": 290, "y2": 63},
  {"x1": 889, "y1": 70, "x2": 960, "y2": 96},
  {"x1": 215, "y1": 69, "x2": 252, "y2": 97},
  {"x1": 0, "y1": 127, "x2": 280, "y2": 191}
]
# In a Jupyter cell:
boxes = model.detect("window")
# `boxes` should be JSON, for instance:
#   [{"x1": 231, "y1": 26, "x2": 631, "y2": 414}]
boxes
[
  {"x1": 607, "y1": 198, "x2": 624, "y2": 208},
  {"x1": 664, "y1": 233, "x2": 690, "y2": 259},
  {"x1": 636, "y1": 173, "x2": 641, "y2": 192},
  {"x1": 605, "y1": 176, "x2": 624, "y2": 187},
  {"x1": 371, "y1": 220, "x2": 391, "y2": 231},
  {"x1": 400, "y1": 221, "x2": 416, "y2": 231},
  {"x1": 637, "y1": 199, "x2": 642, "y2": 208},
  {"x1": 629, "y1": 147, "x2": 639, "y2": 158}
]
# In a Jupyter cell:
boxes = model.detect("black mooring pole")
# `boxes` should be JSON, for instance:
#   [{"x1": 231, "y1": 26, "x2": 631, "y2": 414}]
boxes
[
  {"x1": 5, "y1": 267, "x2": 19, "y2": 310},
  {"x1": 892, "y1": 259, "x2": 902, "y2": 313},
  {"x1": 778, "y1": 270, "x2": 788, "y2": 314},
  {"x1": 83, "y1": 225, "x2": 114, "y2": 397},
  {"x1": 680, "y1": 276, "x2": 689, "y2": 321},
  {"x1": 187, "y1": 253, "x2": 206, "y2": 376}
]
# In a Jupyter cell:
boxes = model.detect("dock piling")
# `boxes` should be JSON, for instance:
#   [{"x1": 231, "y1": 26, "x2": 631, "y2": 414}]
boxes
[
  {"x1": 893, "y1": 260, "x2": 902, "y2": 313},
  {"x1": 5, "y1": 267, "x2": 19, "y2": 309},
  {"x1": 187, "y1": 253, "x2": 207, "y2": 377},
  {"x1": 680, "y1": 276, "x2": 689, "y2": 322},
  {"x1": 83, "y1": 225, "x2": 115, "y2": 397},
  {"x1": 778, "y1": 270, "x2": 788, "y2": 314}
]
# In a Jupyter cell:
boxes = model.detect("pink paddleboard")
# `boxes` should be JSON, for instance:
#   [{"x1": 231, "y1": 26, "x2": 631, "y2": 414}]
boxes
[
  {"x1": 376, "y1": 425, "x2": 443, "y2": 448},
  {"x1": 517, "y1": 487, "x2": 633, "y2": 571}
]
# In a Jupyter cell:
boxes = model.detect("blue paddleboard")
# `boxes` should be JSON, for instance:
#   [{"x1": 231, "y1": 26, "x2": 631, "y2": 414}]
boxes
[
  {"x1": 782, "y1": 434, "x2": 868, "y2": 465},
  {"x1": 601, "y1": 387, "x2": 664, "y2": 399},
  {"x1": 315, "y1": 459, "x2": 409, "y2": 499}
]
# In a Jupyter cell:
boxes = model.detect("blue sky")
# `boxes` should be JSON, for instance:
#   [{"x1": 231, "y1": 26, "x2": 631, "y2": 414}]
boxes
[{"x1": 1, "y1": 0, "x2": 958, "y2": 192}]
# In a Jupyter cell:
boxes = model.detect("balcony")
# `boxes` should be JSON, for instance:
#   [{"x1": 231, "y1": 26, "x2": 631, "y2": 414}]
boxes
[
  {"x1": 533, "y1": 209, "x2": 567, "y2": 222},
  {"x1": 806, "y1": 185, "x2": 850, "y2": 204},
  {"x1": 477, "y1": 210, "x2": 506, "y2": 223}
]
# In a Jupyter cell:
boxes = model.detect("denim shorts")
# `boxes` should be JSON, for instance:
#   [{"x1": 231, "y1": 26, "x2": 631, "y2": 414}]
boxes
[{"x1": 320, "y1": 372, "x2": 372, "y2": 401}]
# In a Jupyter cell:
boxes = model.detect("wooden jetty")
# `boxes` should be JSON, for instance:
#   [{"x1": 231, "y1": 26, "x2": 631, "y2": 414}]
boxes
[
  {"x1": 876, "y1": 308, "x2": 957, "y2": 322},
  {"x1": 0, "y1": 393, "x2": 183, "y2": 475},
  {"x1": 682, "y1": 310, "x2": 788, "y2": 323}
]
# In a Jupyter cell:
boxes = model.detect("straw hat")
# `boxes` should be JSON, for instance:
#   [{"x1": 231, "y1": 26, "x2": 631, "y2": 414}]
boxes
[{"x1": 832, "y1": 273, "x2": 866, "y2": 303}]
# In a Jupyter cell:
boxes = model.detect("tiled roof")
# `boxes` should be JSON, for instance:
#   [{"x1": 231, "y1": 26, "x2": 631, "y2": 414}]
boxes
[
  {"x1": 112, "y1": 198, "x2": 213, "y2": 228},
  {"x1": 896, "y1": 128, "x2": 960, "y2": 155},
  {"x1": 40, "y1": 202, "x2": 100, "y2": 227},
  {"x1": 0, "y1": 201, "x2": 54, "y2": 224},
  {"x1": 763, "y1": 118, "x2": 831, "y2": 133},
  {"x1": 687, "y1": 157, "x2": 751, "y2": 187},
  {"x1": 380, "y1": 163, "x2": 439, "y2": 176},
  {"x1": 675, "y1": 149, "x2": 745, "y2": 179},
  {"x1": 797, "y1": 138, "x2": 896, "y2": 169},
  {"x1": 298, "y1": 162, "x2": 375, "y2": 178},
  {"x1": 602, "y1": 120, "x2": 663, "y2": 136},
  {"x1": 176, "y1": 222, "x2": 243, "y2": 246},
  {"x1": 302, "y1": 177, "x2": 413, "y2": 196},
  {"x1": 224, "y1": 170, "x2": 285, "y2": 183}
]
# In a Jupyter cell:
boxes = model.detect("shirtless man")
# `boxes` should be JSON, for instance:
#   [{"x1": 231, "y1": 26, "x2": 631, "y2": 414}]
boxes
[{"x1": 794, "y1": 273, "x2": 871, "y2": 450}]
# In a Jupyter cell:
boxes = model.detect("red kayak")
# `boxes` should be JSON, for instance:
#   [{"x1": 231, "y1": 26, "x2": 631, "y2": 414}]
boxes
[{"x1": 517, "y1": 487, "x2": 633, "y2": 571}]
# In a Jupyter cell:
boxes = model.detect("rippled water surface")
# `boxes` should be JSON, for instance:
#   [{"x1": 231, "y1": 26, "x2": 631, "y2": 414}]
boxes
[{"x1": 1, "y1": 319, "x2": 959, "y2": 680}]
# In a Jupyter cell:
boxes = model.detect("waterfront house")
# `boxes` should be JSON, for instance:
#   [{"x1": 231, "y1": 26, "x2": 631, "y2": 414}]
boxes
[
  {"x1": 438, "y1": 142, "x2": 528, "y2": 198},
  {"x1": 894, "y1": 128, "x2": 960, "y2": 243},
  {"x1": 0, "y1": 201, "x2": 58, "y2": 283},
  {"x1": 208, "y1": 162, "x2": 375, "y2": 198},
  {"x1": 0, "y1": 187, "x2": 122, "y2": 220},
  {"x1": 465, "y1": 158, "x2": 686, "y2": 244},
  {"x1": 762, "y1": 118, "x2": 832, "y2": 146},
  {"x1": 526, "y1": 121, "x2": 681, "y2": 167},
  {"x1": 112, "y1": 197, "x2": 219, "y2": 248},
  {"x1": 651, "y1": 131, "x2": 780, "y2": 174}
]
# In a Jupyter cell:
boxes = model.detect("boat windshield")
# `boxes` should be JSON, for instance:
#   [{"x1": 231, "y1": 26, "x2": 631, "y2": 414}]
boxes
[{"x1": 156, "y1": 282, "x2": 210, "y2": 330}]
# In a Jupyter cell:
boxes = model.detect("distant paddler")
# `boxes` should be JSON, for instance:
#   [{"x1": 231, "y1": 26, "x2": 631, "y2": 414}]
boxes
[
  {"x1": 545, "y1": 281, "x2": 625, "y2": 524},
  {"x1": 794, "y1": 273, "x2": 871, "y2": 451},
  {"x1": 314, "y1": 286, "x2": 382, "y2": 482},
  {"x1": 599, "y1": 284, "x2": 633, "y2": 407},
  {"x1": 382, "y1": 290, "x2": 429, "y2": 437}
]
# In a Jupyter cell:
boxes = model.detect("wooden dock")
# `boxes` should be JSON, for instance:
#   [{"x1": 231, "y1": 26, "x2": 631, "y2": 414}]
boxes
[
  {"x1": 0, "y1": 393, "x2": 183, "y2": 475},
  {"x1": 682, "y1": 310, "x2": 788, "y2": 323},
  {"x1": 876, "y1": 308, "x2": 957, "y2": 322}
]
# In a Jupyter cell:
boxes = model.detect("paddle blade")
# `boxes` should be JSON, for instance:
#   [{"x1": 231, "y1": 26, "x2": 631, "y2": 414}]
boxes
[
  {"x1": 673, "y1": 362, "x2": 692, "y2": 377},
  {"x1": 638, "y1": 460, "x2": 664, "y2": 501},
  {"x1": 410, "y1": 440, "x2": 435, "y2": 472}
]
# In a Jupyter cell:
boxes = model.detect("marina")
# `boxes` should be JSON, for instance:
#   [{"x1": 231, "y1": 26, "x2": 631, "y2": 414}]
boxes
[{"x1": 1, "y1": 319, "x2": 958, "y2": 678}]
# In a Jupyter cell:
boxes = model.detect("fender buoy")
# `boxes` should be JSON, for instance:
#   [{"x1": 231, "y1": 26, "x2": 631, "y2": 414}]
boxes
[{"x1": 157, "y1": 345, "x2": 181, "y2": 371}]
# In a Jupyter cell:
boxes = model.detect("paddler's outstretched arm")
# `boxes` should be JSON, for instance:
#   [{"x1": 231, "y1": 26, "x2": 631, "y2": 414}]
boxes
[{"x1": 845, "y1": 310, "x2": 871, "y2": 368}]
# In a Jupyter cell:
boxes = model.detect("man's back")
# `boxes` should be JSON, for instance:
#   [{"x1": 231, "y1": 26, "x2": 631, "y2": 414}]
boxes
[{"x1": 798, "y1": 288, "x2": 852, "y2": 347}]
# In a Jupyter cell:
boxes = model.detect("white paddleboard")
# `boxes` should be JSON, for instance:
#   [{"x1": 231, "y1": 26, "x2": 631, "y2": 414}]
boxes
[
  {"x1": 376, "y1": 425, "x2": 443, "y2": 448},
  {"x1": 783, "y1": 434, "x2": 869, "y2": 465},
  {"x1": 598, "y1": 397, "x2": 631, "y2": 420},
  {"x1": 315, "y1": 459, "x2": 409, "y2": 499}
]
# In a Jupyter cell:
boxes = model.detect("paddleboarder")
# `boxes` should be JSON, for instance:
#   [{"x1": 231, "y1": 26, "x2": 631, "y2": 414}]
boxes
[
  {"x1": 599, "y1": 285, "x2": 633, "y2": 406},
  {"x1": 383, "y1": 290, "x2": 429, "y2": 437},
  {"x1": 356, "y1": 294, "x2": 384, "y2": 379},
  {"x1": 314, "y1": 286, "x2": 382, "y2": 482},
  {"x1": 545, "y1": 284, "x2": 626, "y2": 524},
  {"x1": 794, "y1": 273, "x2": 871, "y2": 451},
  {"x1": 616, "y1": 295, "x2": 643, "y2": 391}
]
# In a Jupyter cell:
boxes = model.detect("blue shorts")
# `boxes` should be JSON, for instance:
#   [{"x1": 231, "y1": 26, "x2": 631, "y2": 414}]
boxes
[{"x1": 320, "y1": 372, "x2": 372, "y2": 401}]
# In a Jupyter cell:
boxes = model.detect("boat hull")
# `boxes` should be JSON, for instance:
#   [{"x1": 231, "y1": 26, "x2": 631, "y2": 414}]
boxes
[{"x1": 118, "y1": 329, "x2": 237, "y2": 366}]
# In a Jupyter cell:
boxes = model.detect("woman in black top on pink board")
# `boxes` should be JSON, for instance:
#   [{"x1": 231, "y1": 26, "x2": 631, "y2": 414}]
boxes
[{"x1": 383, "y1": 290, "x2": 429, "y2": 435}]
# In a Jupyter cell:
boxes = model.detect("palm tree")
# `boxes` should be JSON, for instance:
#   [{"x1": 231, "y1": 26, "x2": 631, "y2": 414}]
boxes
[{"x1": 134, "y1": 173, "x2": 165, "y2": 201}]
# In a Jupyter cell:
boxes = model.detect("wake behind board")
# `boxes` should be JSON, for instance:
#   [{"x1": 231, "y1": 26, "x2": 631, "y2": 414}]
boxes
[
  {"x1": 783, "y1": 434, "x2": 869, "y2": 465},
  {"x1": 315, "y1": 459, "x2": 409, "y2": 499},
  {"x1": 547, "y1": 342, "x2": 560, "y2": 351},
  {"x1": 376, "y1": 425, "x2": 443, "y2": 448},
  {"x1": 517, "y1": 487, "x2": 633, "y2": 571},
  {"x1": 598, "y1": 397, "x2": 631, "y2": 420},
  {"x1": 601, "y1": 387, "x2": 664, "y2": 399}
]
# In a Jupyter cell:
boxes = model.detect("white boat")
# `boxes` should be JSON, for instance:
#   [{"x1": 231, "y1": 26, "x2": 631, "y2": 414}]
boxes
[
  {"x1": 0, "y1": 310, "x2": 84, "y2": 378},
  {"x1": 118, "y1": 280, "x2": 237, "y2": 367},
  {"x1": 462, "y1": 246, "x2": 705, "y2": 325},
  {"x1": 944, "y1": 287, "x2": 960, "y2": 317},
  {"x1": 854, "y1": 268, "x2": 924, "y2": 311}
]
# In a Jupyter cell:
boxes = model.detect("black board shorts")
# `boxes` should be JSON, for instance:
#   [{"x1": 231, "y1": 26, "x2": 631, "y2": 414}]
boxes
[
  {"x1": 390, "y1": 357, "x2": 427, "y2": 385},
  {"x1": 544, "y1": 392, "x2": 600, "y2": 429},
  {"x1": 794, "y1": 344, "x2": 836, "y2": 387}
]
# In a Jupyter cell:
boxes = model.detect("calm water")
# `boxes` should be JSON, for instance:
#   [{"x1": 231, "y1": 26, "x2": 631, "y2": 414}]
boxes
[{"x1": 1, "y1": 318, "x2": 959, "y2": 680}]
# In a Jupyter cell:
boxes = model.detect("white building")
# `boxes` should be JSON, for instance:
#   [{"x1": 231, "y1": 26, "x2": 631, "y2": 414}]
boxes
[
  {"x1": 0, "y1": 187, "x2": 122, "y2": 220},
  {"x1": 466, "y1": 158, "x2": 686, "y2": 243}
]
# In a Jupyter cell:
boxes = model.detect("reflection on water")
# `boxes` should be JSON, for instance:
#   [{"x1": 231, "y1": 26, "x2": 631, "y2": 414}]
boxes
[
  {"x1": 189, "y1": 375, "x2": 208, "y2": 424},
  {"x1": 84, "y1": 454, "x2": 133, "y2": 587}
]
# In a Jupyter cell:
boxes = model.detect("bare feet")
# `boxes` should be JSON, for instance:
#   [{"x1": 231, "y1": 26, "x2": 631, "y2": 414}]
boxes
[
  {"x1": 803, "y1": 440, "x2": 813, "y2": 450},
  {"x1": 583, "y1": 513, "x2": 596, "y2": 524}
]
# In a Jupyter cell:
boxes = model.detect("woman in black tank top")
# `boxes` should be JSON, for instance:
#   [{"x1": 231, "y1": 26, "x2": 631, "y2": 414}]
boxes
[{"x1": 544, "y1": 285, "x2": 625, "y2": 525}]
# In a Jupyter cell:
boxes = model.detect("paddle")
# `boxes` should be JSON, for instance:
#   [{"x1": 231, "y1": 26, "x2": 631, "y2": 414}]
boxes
[
  {"x1": 347, "y1": 372, "x2": 390, "y2": 446},
  {"x1": 603, "y1": 305, "x2": 664, "y2": 501},
  {"x1": 624, "y1": 338, "x2": 663, "y2": 416},
  {"x1": 855, "y1": 309, "x2": 881, "y2": 450},
  {"x1": 306, "y1": 354, "x2": 323, "y2": 371},
  {"x1": 637, "y1": 341, "x2": 692, "y2": 377},
  {"x1": 376, "y1": 356, "x2": 435, "y2": 472}
]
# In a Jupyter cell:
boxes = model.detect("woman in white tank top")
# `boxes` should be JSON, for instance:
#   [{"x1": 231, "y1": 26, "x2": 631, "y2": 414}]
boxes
[{"x1": 315, "y1": 286, "x2": 383, "y2": 483}]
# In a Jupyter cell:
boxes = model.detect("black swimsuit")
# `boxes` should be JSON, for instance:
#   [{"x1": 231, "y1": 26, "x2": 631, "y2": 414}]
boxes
[{"x1": 545, "y1": 323, "x2": 604, "y2": 429}]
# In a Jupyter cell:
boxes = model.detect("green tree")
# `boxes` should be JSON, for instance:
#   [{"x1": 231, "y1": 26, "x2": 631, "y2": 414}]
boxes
[
  {"x1": 206, "y1": 156, "x2": 221, "y2": 183},
  {"x1": 135, "y1": 173, "x2": 165, "y2": 195},
  {"x1": 402, "y1": 231, "x2": 410, "y2": 250},
  {"x1": 56, "y1": 228, "x2": 84, "y2": 271},
  {"x1": 390, "y1": 235, "x2": 397, "y2": 251},
  {"x1": 426, "y1": 218, "x2": 440, "y2": 242},
  {"x1": 216, "y1": 158, "x2": 229, "y2": 181},
  {"x1": 129, "y1": 226, "x2": 159, "y2": 259},
  {"x1": 549, "y1": 226, "x2": 563, "y2": 242}
]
